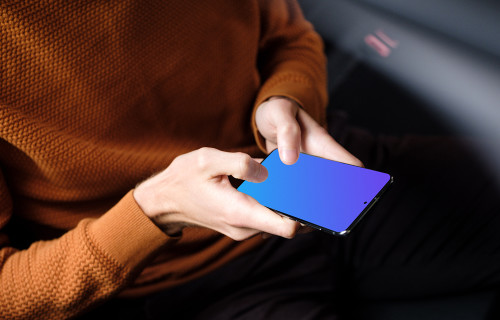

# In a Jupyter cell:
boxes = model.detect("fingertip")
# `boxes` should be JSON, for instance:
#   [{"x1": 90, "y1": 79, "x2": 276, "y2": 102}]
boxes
[
  {"x1": 280, "y1": 219, "x2": 300, "y2": 239},
  {"x1": 280, "y1": 149, "x2": 299, "y2": 165}
]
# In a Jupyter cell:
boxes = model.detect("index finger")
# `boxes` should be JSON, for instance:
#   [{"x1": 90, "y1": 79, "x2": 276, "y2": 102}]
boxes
[{"x1": 233, "y1": 192, "x2": 300, "y2": 239}]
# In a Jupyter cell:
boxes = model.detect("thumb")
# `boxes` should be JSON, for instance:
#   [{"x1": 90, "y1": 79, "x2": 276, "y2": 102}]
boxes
[{"x1": 269, "y1": 99, "x2": 301, "y2": 165}]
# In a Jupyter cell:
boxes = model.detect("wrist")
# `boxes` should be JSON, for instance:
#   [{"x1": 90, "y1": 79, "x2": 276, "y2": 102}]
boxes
[
  {"x1": 133, "y1": 186, "x2": 185, "y2": 237},
  {"x1": 133, "y1": 183, "x2": 156, "y2": 219}
]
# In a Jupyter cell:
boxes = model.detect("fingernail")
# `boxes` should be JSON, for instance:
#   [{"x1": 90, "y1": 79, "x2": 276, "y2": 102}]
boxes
[{"x1": 282, "y1": 149, "x2": 298, "y2": 164}]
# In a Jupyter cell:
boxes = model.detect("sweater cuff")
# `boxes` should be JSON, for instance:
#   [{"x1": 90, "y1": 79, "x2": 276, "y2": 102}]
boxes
[
  {"x1": 251, "y1": 75, "x2": 327, "y2": 153},
  {"x1": 87, "y1": 190, "x2": 171, "y2": 271}
]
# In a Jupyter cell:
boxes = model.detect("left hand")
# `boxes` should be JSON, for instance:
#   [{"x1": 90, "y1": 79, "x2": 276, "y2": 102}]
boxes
[{"x1": 255, "y1": 96, "x2": 363, "y2": 167}]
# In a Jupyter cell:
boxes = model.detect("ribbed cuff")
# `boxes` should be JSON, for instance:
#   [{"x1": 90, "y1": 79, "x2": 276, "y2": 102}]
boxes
[{"x1": 87, "y1": 190, "x2": 171, "y2": 270}]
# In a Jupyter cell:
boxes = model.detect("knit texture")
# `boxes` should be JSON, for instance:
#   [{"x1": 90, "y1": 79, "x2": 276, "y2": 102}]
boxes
[{"x1": 0, "y1": 0, "x2": 327, "y2": 318}]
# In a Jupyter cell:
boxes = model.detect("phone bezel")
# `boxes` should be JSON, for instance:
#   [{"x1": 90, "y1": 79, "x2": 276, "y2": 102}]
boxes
[{"x1": 237, "y1": 149, "x2": 393, "y2": 236}]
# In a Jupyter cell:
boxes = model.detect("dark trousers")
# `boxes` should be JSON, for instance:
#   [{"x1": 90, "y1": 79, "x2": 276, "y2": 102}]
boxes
[{"x1": 82, "y1": 118, "x2": 500, "y2": 319}]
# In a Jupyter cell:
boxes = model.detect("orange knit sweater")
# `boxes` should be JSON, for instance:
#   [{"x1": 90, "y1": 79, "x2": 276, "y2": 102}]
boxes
[{"x1": 0, "y1": 1, "x2": 327, "y2": 318}]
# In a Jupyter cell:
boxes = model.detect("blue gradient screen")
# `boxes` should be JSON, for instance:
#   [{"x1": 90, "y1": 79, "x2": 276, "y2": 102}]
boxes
[{"x1": 237, "y1": 150, "x2": 392, "y2": 234}]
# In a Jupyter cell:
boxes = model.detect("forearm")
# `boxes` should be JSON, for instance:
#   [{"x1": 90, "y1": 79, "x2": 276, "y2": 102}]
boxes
[{"x1": 253, "y1": 0, "x2": 328, "y2": 152}]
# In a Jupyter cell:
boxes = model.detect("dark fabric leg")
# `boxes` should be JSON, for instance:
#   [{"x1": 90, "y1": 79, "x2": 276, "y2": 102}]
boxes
[
  {"x1": 144, "y1": 232, "x2": 342, "y2": 319},
  {"x1": 328, "y1": 115, "x2": 500, "y2": 300},
  {"x1": 78, "y1": 232, "x2": 342, "y2": 320}
]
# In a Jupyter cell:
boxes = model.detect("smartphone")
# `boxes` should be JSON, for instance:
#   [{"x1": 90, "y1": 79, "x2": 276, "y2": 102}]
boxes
[{"x1": 237, "y1": 150, "x2": 393, "y2": 236}]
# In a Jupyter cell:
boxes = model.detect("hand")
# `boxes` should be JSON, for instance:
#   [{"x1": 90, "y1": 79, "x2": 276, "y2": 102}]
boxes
[
  {"x1": 255, "y1": 97, "x2": 363, "y2": 167},
  {"x1": 133, "y1": 147, "x2": 299, "y2": 240}
]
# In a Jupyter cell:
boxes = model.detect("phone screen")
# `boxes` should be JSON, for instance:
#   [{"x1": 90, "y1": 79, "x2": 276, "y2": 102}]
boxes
[{"x1": 237, "y1": 150, "x2": 392, "y2": 235}]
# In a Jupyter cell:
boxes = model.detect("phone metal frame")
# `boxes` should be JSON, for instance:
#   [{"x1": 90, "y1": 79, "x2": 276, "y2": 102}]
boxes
[
  {"x1": 271, "y1": 175, "x2": 393, "y2": 236},
  {"x1": 238, "y1": 150, "x2": 394, "y2": 236}
]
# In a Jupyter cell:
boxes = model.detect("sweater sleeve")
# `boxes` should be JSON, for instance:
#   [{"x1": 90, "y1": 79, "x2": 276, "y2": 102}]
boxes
[
  {"x1": 0, "y1": 167, "x2": 170, "y2": 320},
  {"x1": 252, "y1": 0, "x2": 329, "y2": 152}
]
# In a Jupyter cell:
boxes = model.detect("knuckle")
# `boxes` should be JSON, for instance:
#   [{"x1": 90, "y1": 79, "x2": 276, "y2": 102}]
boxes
[
  {"x1": 279, "y1": 123, "x2": 299, "y2": 137},
  {"x1": 168, "y1": 156, "x2": 181, "y2": 169},
  {"x1": 198, "y1": 147, "x2": 216, "y2": 157},
  {"x1": 196, "y1": 156, "x2": 209, "y2": 171},
  {"x1": 237, "y1": 153, "x2": 253, "y2": 177},
  {"x1": 172, "y1": 152, "x2": 188, "y2": 164},
  {"x1": 224, "y1": 222, "x2": 252, "y2": 241},
  {"x1": 231, "y1": 232, "x2": 248, "y2": 242},
  {"x1": 195, "y1": 147, "x2": 214, "y2": 170}
]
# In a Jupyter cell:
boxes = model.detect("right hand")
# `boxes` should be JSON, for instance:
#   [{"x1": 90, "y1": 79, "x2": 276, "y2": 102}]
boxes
[{"x1": 133, "y1": 147, "x2": 299, "y2": 240}]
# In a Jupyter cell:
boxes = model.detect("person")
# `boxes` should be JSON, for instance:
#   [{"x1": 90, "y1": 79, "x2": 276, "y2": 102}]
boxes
[
  {"x1": 2, "y1": 1, "x2": 500, "y2": 319},
  {"x1": 0, "y1": 0, "x2": 360, "y2": 318}
]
